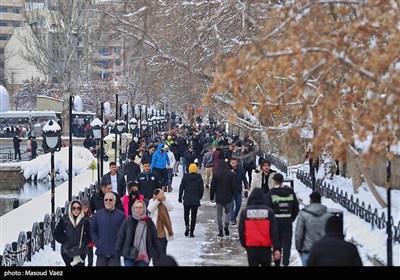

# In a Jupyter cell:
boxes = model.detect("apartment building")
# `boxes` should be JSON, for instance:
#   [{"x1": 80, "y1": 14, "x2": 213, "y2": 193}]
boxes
[{"x1": 0, "y1": 0, "x2": 24, "y2": 84}]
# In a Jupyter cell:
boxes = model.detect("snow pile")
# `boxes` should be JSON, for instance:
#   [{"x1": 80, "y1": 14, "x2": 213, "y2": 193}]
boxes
[{"x1": 20, "y1": 146, "x2": 95, "y2": 181}]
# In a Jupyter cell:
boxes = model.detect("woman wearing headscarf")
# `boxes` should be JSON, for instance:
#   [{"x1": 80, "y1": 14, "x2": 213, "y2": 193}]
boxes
[
  {"x1": 115, "y1": 200, "x2": 161, "y2": 266},
  {"x1": 54, "y1": 199, "x2": 91, "y2": 266}
]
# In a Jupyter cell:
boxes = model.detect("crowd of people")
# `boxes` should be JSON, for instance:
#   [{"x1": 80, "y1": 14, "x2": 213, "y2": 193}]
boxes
[{"x1": 53, "y1": 122, "x2": 362, "y2": 267}]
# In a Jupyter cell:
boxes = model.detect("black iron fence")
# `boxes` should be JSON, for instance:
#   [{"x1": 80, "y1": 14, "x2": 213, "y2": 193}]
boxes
[
  {"x1": 0, "y1": 183, "x2": 97, "y2": 266},
  {"x1": 264, "y1": 153, "x2": 400, "y2": 244}
]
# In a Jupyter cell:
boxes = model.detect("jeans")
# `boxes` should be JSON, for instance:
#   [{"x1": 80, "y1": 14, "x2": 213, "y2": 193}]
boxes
[
  {"x1": 180, "y1": 157, "x2": 186, "y2": 175},
  {"x1": 300, "y1": 252, "x2": 310, "y2": 266},
  {"x1": 231, "y1": 191, "x2": 242, "y2": 221},
  {"x1": 124, "y1": 258, "x2": 149, "y2": 267},
  {"x1": 216, "y1": 202, "x2": 232, "y2": 231}
]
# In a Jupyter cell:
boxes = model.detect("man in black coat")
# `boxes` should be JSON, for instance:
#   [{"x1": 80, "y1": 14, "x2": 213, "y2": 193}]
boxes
[
  {"x1": 123, "y1": 154, "x2": 141, "y2": 183},
  {"x1": 90, "y1": 179, "x2": 122, "y2": 213},
  {"x1": 210, "y1": 161, "x2": 235, "y2": 237},
  {"x1": 266, "y1": 173, "x2": 299, "y2": 267},
  {"x1": 102, "y1": 161, "x2": 127, "y2": 198},
  {"x1": 229, "y1": 157, "x2": 249, "y2": 225},
  {"x1": 307, "y1": 216, "x2": 363, "y2": 266},
  {"x1": 13, "y1": 134, "x2": 21, "y2": 160}
]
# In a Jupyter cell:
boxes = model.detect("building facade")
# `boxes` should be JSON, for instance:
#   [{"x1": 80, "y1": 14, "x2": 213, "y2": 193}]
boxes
[{"x1": 0, "y1": 0, "x2": 24, "y2": 84}]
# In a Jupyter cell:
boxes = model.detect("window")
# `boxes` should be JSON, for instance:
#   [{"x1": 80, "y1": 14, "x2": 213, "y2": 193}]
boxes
[
  {"x1": 12, "y1": 21, "x2": 21, "y2": 27},
  {"x1": 0, "y1": 35, "x2": 10, "y2": 41},
  {"x1": 98, "y1": 47, "x2": 109, "y2": 56},
  {"x1": 0, "y1": 21, "x2": 7, "y2": 27},
  {"x1": 0, "y1": 48, "x2": 4, "y2": 54},
  {"x1": 113, "y1": 47, "x2": 121, "y2": 54},
  {"x1": 12, "y1": 7, "x2": 21, "y2": 14},
  {"x1": 114, "y1": 60, "x2": 121, "y2": 67},
  {"x1": 0, "y1": 7, "x2": 7, "y2": 13}
]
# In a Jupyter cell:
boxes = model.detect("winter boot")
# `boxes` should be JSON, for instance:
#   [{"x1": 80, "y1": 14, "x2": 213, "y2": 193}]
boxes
[
  {"x1": 224, "y1": 227, "x2": 230, "y2": 236},
  {"x1": 189, "y1": 221, "x2": 196, "y2": 237},
  {"x1": 217, "y1": 229, "x2": 223, "y2": 237},
  {"x1": 168, "y1": 185, "x2": 173, "y2": 192},
  {"x1": 184, "y1": 225, "x2": 190, "y2": 237}
]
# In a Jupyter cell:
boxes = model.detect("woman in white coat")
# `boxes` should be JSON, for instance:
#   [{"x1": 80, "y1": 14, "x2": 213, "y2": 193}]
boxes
[{"x1": 147, "y1": 188, "x2": 174, "y2": 264}]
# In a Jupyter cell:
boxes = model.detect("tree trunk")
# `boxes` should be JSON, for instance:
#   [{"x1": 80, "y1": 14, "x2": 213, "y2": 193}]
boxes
[{"x1": 348, "y1": 146, "x2": 387, "y2": 208}]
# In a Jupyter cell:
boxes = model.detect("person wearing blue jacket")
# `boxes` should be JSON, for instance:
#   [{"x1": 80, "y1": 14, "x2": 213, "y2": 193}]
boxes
[
  {"x1": 90, "y1": 192, "x2": 125, "y2": 266},
  {"x1": 151, "y1": 143, "x2": 170, "y2": 192}
]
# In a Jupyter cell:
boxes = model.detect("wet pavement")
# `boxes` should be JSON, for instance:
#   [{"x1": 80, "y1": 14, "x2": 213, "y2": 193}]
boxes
[{"x1": 196, "y1": 196, "x2": 248, "y2": 266}]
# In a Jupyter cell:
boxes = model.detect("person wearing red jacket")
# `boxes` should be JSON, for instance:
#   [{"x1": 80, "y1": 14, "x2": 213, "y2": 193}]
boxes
[{"x1": 238, "y1": 188, "x2": 281, "y2": 266}]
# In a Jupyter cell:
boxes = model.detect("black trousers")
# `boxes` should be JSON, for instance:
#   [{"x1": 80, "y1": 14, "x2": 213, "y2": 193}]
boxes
[
  {"x1": 183, "y1": 205, "x2": 198, "y2": 231},
  {"x1": 274, "y1": 223, "x2": 293, "y2": 266},
  {"x1": 246, "y1": 247, "x2": 272, "y2": 266}
]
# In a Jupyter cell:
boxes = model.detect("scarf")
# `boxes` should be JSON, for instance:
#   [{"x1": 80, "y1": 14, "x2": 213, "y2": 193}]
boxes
[
  {"x1": 156, "y1": 202, "x2": 173, "y2": 238},
  {"x1": 132, "y1": 209, "x2": 149, "y2": 263}
]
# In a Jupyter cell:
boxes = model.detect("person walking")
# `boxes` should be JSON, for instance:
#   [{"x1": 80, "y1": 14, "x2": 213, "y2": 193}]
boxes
[
  {"x1": 80, "y1": 198, "x2": 95, "y2": 267},
  {"x1": 54, "y1": 199, "x2": 91, "y2": 267},
  {"x1": 102, "y1": 161, "x2": 127, "y2": 198},
  {"x1": 147, "y1": 188, "x2": 174, "y2": 261},
  {"x1": 210, "y1": 161, "x2": 235, "y2": 237},
  {"x1": 136, "y1": 162, "x2": 162, "y2": 205},
  {"x1": 178, "y1": 163, "x2": 204, "y2": 237},
  {"x1": 90, "y1": 192, "x2": 125, "y2": 266},
  {"x1": 230, "y1": 157, "x2": 249, "y2": 225},
  {"x1": 238, "y1": 188, "x2": 281, "y2": 266},
  {"x1": 307, "y1": 216, "x2": 363, "y2": 266},
  {"x1": 122, "y1": 181, "x2": 145, "y2": 217},
  {"x1": 266, "y1": 173, "x2": 299, "y2": 266},
  {"x1": 115, "y1": 200, "x2": 161, "y2": 267},
  {"x1": 295, "y1": 191, "x2": 331, "y2": 266}
]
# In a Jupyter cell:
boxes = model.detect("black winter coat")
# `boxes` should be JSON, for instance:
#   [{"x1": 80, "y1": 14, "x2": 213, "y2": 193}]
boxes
[
  {"x1": 210, "y1": 164, "x2": 235, "y2": 204},
  {"x1": 179, "y1": 173, "x2": 204, "y2": 206},
  {"x1": 54, "y1": 215, "x2": 91, "y2": 256},
  {"x1": 232, "y1": 167, "x2": 249, "y2": 192},
  {"x1": 307, "y1": 233, "x2": 363, "y2": 266},
  {"x1": 115, "y1": 217, "x2": 161, "y2": 261},
  {"x1": 102, "y1": 172, "x2": 127, "y2": 197}
]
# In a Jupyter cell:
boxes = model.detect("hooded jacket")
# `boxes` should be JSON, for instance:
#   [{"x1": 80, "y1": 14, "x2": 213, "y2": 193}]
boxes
[
  {"x1": 54, "y1": 200, "x2": 91, "y2": 256},
  {"x1": 151, "y1": 143, "x2": 170, "y2": 170},
  {"x1": 307, "y1": 217, "x2": 363, "y2": 266},
  {"x1": 238, "y1": 188, "x2": 280, "y2": 250},
  {"x1": 295, "y1": 203, "x2": 331, "y2": 252}
]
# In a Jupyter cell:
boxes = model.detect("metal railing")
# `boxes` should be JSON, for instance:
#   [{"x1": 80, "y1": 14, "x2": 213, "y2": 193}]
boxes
[
  {"x1": 0, "y1": 183, "x2": 97, "y2": 266},
  {"x1": 263, "y1": 152, "x2": 399, "y2": 244}
]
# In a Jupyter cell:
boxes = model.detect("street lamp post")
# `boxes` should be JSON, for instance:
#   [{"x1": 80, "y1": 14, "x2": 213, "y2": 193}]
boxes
[
  {"x1": 91, "y1": 118, "x2": 103, "y2": 188},
  {"x1": 141, "y1": 120, "x2": 148, "y2": 139},
  {"x1": 129, "y1": 118, "x2": 137, "y2": 137},
  {"x1": 115, "y1": 118, "x2": 125, "y2": 166},
  {"x1": 386, "y1": 149, "x2": 393, "y2": 266},
  {"x1": 42, "y1": 120, "x2": 61, "y2": 251}
]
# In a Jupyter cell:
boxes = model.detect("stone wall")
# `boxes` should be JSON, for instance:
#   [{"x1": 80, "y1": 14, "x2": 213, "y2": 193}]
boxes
[{"x1": 0, "y1": 167, "x2": 24, "y2": 186}]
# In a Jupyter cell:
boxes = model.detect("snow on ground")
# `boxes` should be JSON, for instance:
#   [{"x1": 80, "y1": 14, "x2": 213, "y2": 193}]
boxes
[
  {"x1": 286, "y1": 163, "x2": 400, "y2": 266},
  {"x1": 4, "y1": 158, "x2": 399, "y2": 266},
  {"x1": 23, "y1": 173, "x2": 205, "y2": 266}
]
